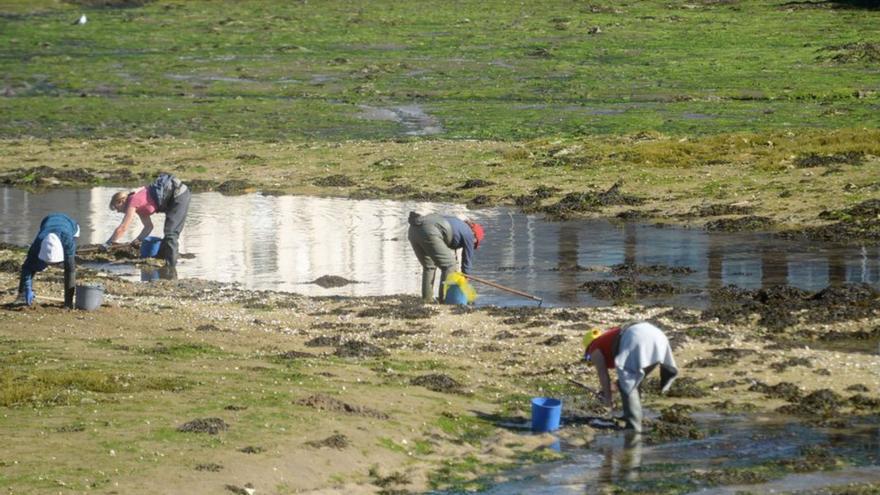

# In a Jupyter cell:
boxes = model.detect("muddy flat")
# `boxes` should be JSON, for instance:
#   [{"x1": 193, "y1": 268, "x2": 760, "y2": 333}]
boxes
[{"x1": 1, "y1": 248, "x2": 878, "y2": 493}]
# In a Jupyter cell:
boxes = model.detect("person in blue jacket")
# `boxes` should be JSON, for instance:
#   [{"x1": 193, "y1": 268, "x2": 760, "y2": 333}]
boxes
[
  {"x1": 407, "y1": 211, "x2": 485, "y2": 303},
  {"x1": 16, "y1": 213, "x2": 80, "y2": 308}
]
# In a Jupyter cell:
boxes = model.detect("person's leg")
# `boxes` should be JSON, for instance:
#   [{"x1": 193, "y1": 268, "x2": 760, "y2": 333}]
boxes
[
  {"x1": 438, "y1": 266, "x2": 450, "y2": 303},
  {"x1": 408, "y1": 226, "x2": 437, "y2": 301},
  {"x1": 422, "y1": 232, "x2": 455, "y2": 303},
  {"x1": 619, "y1": 378, "x2": 644, "y2": 433},
  {"x1": 660, "y1": 364, "x2": 679, "y2": 393},
  {"x1": 159, "y1": 190, "x2": 191, "y2": 267}
]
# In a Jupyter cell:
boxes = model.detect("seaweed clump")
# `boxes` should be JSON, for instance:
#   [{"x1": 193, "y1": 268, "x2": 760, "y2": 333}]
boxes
[
  {"x1": 705, "y1": 216, "x2": 774, "y2": 232},
  {"x1": 177, "y1": 418, "x2": 229, "y2": 434},
  {"x1": 688, "y1": 348, "x2": 756, "y2": 368},
  {"x1": 357, "y1": 299, "x2": 437, "y2": 320},
  {"x1": 410, "y1": 374, "x2": 465, "y2": 394},
  {"x1": 777, "y1": 389, "x2": 845, "y2": 417},
  {"x1": 542, "y1": 182, "x2": 644, "y2": 220},
  {"x1": 702, "y1": 284, "x2": 879, "y2": 329},
  {"x1": 784, "y1": 199, "x2": 880, "y2": 242},
  {"x1": 579, "y1": 278, "x2": 678, "y2": 300}
]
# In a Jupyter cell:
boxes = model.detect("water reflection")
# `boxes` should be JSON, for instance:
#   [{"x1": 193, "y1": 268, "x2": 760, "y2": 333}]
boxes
[
  {"x1": 474, "y1": 416, "x2": 880, "y2": 494},
  {"x1": 1, "y1": 187, "x2": 878, "y2": 307}
]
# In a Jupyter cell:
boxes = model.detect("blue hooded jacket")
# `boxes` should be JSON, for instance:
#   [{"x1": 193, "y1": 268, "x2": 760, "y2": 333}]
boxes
[
  {"x1": 19, "y1": 213, "x2": 79, "y2": 306},
  {"x1": 443, "y1": 216, "x2": 477, "y2": 274}
]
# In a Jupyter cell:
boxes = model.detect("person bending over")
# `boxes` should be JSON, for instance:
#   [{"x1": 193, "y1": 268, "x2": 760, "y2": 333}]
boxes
[
  {"x1": 407, "y1": 212, "x2": 484, "y2": 303},
  {"x1": 107, "y1": 173, "x2": 191, "y2": 268},
  {"x1": 17, "y1": 213, "x2": 80, "y2": 309},
  {"x1": 583, "y1": 321, "x2": 679, "y2": 432}
]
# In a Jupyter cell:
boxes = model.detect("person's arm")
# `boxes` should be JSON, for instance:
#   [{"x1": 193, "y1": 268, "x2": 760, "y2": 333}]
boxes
[
  {"x1": 591, "y1": 349, "x2": 614, "y2": 409},
  {"x1": 134, "y1": 212, "x2": 153, "y2": 243},
  {"x1": 460, "y1": 238, "x2": 474, "y2": 274},
  {"x1": 17, "y1": 251, "x2": 42, "y2": 305},
  {"x1": 107, "y1": 206, "x2": 137, "y2": 244},
  {"x1": 63, "y1": 254, "x2": 76, "y2": 309}
]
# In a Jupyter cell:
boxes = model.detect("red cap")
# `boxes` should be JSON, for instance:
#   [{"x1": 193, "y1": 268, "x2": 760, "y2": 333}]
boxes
[{"x1": 470, "y1": 222, "x2": 485, "y2": 249}]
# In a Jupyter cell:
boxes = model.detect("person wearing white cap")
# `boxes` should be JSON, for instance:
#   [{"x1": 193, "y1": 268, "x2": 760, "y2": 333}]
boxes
[{"x1": 16, "y1": 213, "x2": 80, "y2": 308}]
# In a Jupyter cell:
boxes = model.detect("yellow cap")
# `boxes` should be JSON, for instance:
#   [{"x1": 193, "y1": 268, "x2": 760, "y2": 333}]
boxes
[{"x1": 582, "y1": 328, "x2": 603, "y2": 350}]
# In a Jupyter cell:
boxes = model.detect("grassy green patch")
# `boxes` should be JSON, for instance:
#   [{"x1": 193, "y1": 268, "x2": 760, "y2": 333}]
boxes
[
  {"x1": 1, "y1": 1, "x2": 878, "y2": 140},
  {"x1": 428, "y1": 454, "x2": 505, "y2": 492},
  {"x1": 378, "y1": 437, "x2": 433, "y2": 456},
  {"x1": 136, "y1": 340, "x2": 226, "y2": 359},
  {"x1": 436, "y1": 411, "x2": 495, "y2": 445},
  {"x1": 0, "y1": 368, "x2": 189, "y2": 407},
  {"x1": 373, "y1": 358, "x2": 449, "y2": 374}
]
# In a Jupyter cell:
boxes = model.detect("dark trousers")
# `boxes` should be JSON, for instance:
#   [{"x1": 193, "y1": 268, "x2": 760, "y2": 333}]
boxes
[{"x1": 159, "y1": 190, "x2": 191, "y2": 267}]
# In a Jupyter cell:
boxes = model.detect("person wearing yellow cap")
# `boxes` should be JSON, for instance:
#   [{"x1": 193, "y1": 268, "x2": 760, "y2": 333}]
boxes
[
  {"x1": 16, "y1": 213, "x2": 81, "y2": 308},
  {"x1": 583, "y1": 321, "x2": 679, "y2": 433}
]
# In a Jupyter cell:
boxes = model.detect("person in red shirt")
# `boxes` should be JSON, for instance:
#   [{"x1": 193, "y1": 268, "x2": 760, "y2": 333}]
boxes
[{"x1": 583, "y1": 321, "x2": 679, "y2": 433}]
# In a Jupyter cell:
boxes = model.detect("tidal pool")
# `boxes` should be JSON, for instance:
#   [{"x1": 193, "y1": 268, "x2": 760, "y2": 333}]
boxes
[
  {"x1": 1, "y1": 186, "x2": 878, "y2": 307},
  {"x1": 468, "y1": 414, "x2": 880, "y2": 494}
]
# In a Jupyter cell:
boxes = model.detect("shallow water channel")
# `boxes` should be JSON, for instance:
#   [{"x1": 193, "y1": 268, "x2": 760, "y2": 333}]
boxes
[
  {"x1": 465, "y1": 414, "x2": 880, "y2": 494},
  {"x1": 1, "y1": 186, "x2": 879, "y2": 307}
]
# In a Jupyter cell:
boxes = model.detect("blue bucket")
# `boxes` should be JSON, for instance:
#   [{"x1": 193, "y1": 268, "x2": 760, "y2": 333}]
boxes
[
  {"x1": 531, "y1": 397, "x2": 562, "y2": 432},
  {"x1": 140, "y1": 236, "x2": 162, "y2": 258},
  {"x1": 444, "y1": 284, "x2": 468, "y2": 305}
]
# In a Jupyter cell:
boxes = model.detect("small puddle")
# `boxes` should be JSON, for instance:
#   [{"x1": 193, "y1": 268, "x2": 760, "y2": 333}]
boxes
[
  {"x1": 357, "y1": 104, "x2": 444, "y2": 135},
  {"x1": 470, "y1": 414, "x2": 880, "y2": 494},
  {"x1": 1, "y1": 187, "x2": 878, "y2": 307}
]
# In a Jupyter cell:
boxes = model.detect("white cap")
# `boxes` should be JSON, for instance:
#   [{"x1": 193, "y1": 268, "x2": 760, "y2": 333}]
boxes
[
  {"x1": 38, "y1": 233, "x2": 65, "y2": 263},
  {"x1": 74, "y1": 225, "x2": 80, "y2": 238}
]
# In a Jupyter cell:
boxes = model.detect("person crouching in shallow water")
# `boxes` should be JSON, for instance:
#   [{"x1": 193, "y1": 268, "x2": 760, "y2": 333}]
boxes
[
  {"x1": 583, "y1": 321, "x2": 679, "y2": 433},
  {"x1": 17, "y1": 213, "x2": 80, "y2": 309},
  {"x1": 407, "y1": 211, "x2": 484, "y2": 303},
  {"x1": 106, "y1": 173, "x2": 191, "y2": 272}
]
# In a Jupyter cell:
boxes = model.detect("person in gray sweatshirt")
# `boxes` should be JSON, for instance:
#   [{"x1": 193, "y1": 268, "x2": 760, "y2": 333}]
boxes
[
  {"x1": 407, "y1": 211, "x2": 484, "y2": 303},
  {"x1": 583, "y1": 321, "x2": 679, "y2": 433}
]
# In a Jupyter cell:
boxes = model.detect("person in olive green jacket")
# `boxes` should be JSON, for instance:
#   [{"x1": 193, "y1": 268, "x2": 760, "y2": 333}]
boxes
[{"x1": 407, "y1": 211, "x2": 484, "y2": 303}]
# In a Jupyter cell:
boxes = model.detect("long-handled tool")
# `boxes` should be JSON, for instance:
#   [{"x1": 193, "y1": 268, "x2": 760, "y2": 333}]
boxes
[
  {"x1": 463, "y1": 273, "x2": 543, "y2": 306},
  {"x1": 567, "y1": 377, "x2": 599, "y2": 395},
  {"x1": 36, "y1": 295, "x2": 65, "y2": 303}
]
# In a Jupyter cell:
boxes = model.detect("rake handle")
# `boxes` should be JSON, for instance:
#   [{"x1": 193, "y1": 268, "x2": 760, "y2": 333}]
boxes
[{"x1": 463, "y1": 273, "x2": 543, "y2": 303}]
